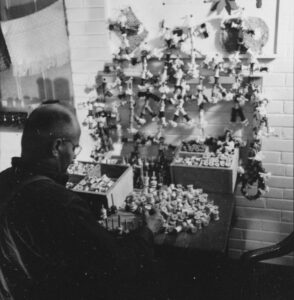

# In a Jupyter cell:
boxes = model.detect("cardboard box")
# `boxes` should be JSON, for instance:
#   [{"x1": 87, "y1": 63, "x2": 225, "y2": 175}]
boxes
[
  {"x1": 170, "y1": 149, "x2": 239, "y2": 194},
  {"x1": 68, "y1": 163, "x2": 133, "y2": 214}
]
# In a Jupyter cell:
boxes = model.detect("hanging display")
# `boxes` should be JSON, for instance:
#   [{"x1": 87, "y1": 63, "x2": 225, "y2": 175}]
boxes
[{"x1": 81, "y1": 3, "x2": 276, "y2": 201}]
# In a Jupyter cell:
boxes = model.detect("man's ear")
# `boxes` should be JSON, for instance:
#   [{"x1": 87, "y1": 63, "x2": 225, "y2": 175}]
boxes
[{"x1": 51, "y1": 138, "x2": 63, "y2": 157}]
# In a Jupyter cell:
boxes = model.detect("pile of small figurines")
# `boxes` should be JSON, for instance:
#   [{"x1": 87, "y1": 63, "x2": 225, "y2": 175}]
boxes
[
  {"x1": 181, "y1": 139, "x2": 207, "y2": 153},
  {"x1": 72, "y1": 175, "x2": 115, "y2": 193},
  {"x1": 125, "y1": 183, "x2": 219, "y2": 234},
  {"x1": 174, "y1": 152, "x2": 233, "y2": 168},
  {"x1": 67, "y1": 161, "x2": 97, "y2": 176}
]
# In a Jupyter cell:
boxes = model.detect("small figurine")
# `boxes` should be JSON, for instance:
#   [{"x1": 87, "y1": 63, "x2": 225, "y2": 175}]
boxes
[
  {"x1": 197, "y1": 23, "x2": 209, "y2": 38},
  {"x1": 169, "y1": 87, "x2": 192, "y2": 127},
  {"x1": 230, "y1": 93, "x2": 249, "y2": 126},
  {"x1": 100, "y1": 205, "x2": 107, "y2": 220},
  {"x1": 194, "y1": 76, "x2": 209, "y2": 134}
]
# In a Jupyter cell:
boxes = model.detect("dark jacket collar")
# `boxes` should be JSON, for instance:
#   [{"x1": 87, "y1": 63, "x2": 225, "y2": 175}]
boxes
[{"x1": 11, "y1": 157, "x2": 69, "y2": 186}]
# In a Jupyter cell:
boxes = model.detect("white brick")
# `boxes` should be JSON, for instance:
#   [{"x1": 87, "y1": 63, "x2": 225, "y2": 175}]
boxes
[
  {"x1": 66, "y1": 8, "x2": 105, "y2": 21},
  {"x1": 243, "y1": 240, "x2": 264, "y2": 251},
  {"x1": 283, "y1": 189, "x2": 293, "y2": 200},
  {"x1": 233, "y1": 218, "x2": 262, "y2": 231},
  {"x1": 271, "y1": 60, "x2": 294, "y2": 73},
  {"x1": 261, "y1": 221, "x2": 293, "y2": 234},
  {"x1": 282, "y1": 152, "x2": 293, "y2": 164},
  {"x1": 69, "y1": 35, "x2": 108, "y2": 48},
  {"x1": 68, "y1": 21, "x2": 107, "y2": 35},
  {"x1": 235, "y1": 196, "x2": 265, "y2": 208},
  {"x1": 268, "y1": 114, "x2": 293, "y2": 127},
  {"x1": 285, "y1": 74, "x2": 293, "y2": 86},
  {"x1": 267, "y1": 101, "x2": 284, "y2": 114},
  {"x1": 281, "y1": 211, "x2": 293, "y2": 223},
  {"x1": 72, "y1": 73, "x2": 97, "y2": 86},
  {"x1": 281, "y1": 127, "x2": 294, "y2": 139},
  {"x1": 266, "y1": 199, "x2": 293, "y2": 211},
  {"x1": 83, "y1": 0, "x2": 105, "y2": 7},
  {"x1": 284, "y1": 101, "x2": 294, "y2": 114},
  {"x1": 262, "y1": 151, "x2": 281, "y2": 163},
  {"x1": 265, "y1": 187, "x2": 284, "y2": 199},
  {"x1": 235, "y1": 207, "x2": 281, "y2": 221},
  {"x1": 71, "y1": 47, "x2": 111, "y2": 61},
  {"x1": 263, "y1": 163, "x2": 285, "y2": 176},
  {"x1": 71, "y1": 61, "x2": 105, "y2": 73},
  {"x1": 263, "y1": 88, "x2": 294, "y2": 100},
  {"x1": 262, "y1": 73, "x2": 286, "y2": 87},
  {"x1": 64, "y1": 0, "x2": 83, "y2": 8},
  {"x1": 245, "y1": 230, "x2": 286, "y2": 243},
  {"x1": 268, "y1": 176, "x2": 294, "y2": 189},
  {"x1": 285, "y1": 165, "x2": 293, "y2": 176},
  {"x1": 262, "y1": 139, "x2": 293, "y2": 152}
]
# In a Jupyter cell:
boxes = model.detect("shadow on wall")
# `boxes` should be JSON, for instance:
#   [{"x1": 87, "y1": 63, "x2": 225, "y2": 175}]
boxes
[{"x1": 37, "y1": 77, "x2": 71, "y2": 102}]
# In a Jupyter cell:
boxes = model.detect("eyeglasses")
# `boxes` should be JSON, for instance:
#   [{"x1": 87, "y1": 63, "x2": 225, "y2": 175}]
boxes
[{"x1": 61, "y1": 138, "x2": 82, "y2": 156}]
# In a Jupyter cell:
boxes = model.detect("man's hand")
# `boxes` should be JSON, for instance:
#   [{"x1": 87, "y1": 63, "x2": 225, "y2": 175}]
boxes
[{"x1": 144, "y1": 209, "x2": 164, "y2": 234}]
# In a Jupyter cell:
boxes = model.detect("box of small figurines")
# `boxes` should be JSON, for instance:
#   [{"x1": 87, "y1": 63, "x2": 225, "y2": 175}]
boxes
[
  {"x1": 67, "y1": 161, "x2": 133, "y2": 214},
  {"x1": 170, "y1": 147, "x2": 239, "y2": 194}
]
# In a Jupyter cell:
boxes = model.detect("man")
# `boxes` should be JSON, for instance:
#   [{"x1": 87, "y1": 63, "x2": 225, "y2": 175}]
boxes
[{"x1": 0, "y1": 103, "x2": 163, "y2": 299}]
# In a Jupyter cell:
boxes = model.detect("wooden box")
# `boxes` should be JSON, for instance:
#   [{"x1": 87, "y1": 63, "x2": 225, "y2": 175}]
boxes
[
  {"x1": 68, "y1": 163, "x2": 133, "y2": 214},
  {"x1": 170, "y1": 149, "x2": 239, "y2": 194}
]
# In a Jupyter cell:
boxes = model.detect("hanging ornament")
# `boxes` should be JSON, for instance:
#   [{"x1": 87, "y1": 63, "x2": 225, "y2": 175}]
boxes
[
  {"x1": 204, "y1": 0, "x2": 240, "y2": 15},
  {"x1": 109, "y1": 7, "x2": 148, "y2": 53},
  {"x1": 239, "y1": 142, "x2": 271, "y2": 200}
]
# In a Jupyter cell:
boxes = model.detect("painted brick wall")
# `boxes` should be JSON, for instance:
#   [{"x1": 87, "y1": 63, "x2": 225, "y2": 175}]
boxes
[
  {"x1": 64, "y1": 0, "x2": 293, "y2": 266},
  {"x1": 228, "y1": 0, "x2": 294, "y2": 265}
]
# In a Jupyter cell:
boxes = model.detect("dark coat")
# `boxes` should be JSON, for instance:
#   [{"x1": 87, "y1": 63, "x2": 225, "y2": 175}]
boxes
[{"x1": 0, "y1": 158, "x2": 154, "y2": 300}]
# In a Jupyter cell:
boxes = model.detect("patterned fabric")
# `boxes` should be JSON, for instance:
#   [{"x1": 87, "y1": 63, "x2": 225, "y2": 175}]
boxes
[
  {"x1": 0, "y1": 25, "x2": 10, "y2": 71},
  {"x1": 1, "y1": 0, "x2": 69, "y2": 76}
]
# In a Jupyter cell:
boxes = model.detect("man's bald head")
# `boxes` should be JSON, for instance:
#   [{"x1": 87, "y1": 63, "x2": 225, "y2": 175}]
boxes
[{"x1": 21, "y1": 104, "x2": 81, "y2": 160}]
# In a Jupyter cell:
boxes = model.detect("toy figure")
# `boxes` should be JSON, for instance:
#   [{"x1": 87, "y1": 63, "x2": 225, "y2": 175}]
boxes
[
  {"x1": 137, "y1": 83, "x2": 158, "y2": 122},
  {"x1": 187, "y1": 49, "x2": 200, "y2": 78},
  {"x1": 159, "y1": 65, "x2": 169, "y2": 85},
  {"x1": 197, "y1": 23, "x2": 209, "y2": 38},
  {"x1": 174, "y1": 67, "x2": 184, "y2": 86},
  {"x1": 239, "y1": 143, "x2": 270, "y2": 200},
  {"x1": 169, "y1": 87, "x2": 192, "y2": 127},
  {"x1": 158, "y1": 83, "x2": 170, "y2": 127},
  {"x1": 231, "y1": 93, "x2": 249, "y2": 126},
  {"x1": 247, "y1": 49, "x2": 260, "y2": 76},
  {"x1": 194, "y1": 76, "x2": 209, "y2": 133},
  {"x1": 254, "y1": 97, "x2": 269, "y2": 132},
  {"x1": 211, "y1": 66, "x2": 227, "y2": 103}
]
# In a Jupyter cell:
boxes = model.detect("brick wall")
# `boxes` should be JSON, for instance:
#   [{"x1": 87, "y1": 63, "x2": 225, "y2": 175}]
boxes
[
  {"x1": 229, "y1": 1, "x2": 294, "y2": 265},
  {"x1": 64, "y1": 0, "x2": 293, "y2": 265}
]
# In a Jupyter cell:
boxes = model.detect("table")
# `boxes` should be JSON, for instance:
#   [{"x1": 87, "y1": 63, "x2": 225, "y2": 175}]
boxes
[
  {"x1": 106, "y1": 192, "x2": 235, "y2": 255},
  {"x1": 154, "y1": 193, "x2": 236, "y2": 254}
]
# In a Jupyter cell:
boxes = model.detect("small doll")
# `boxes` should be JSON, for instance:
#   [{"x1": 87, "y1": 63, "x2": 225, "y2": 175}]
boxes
[
  {"x1": 194, "y1": 76, "x2": 209, "y2": 130},
  {"x1": 254, "y1": 98, "x2": 269, "y2": 132},
  {"x1": 197, "y1": 23, "x2": 209, "y2": 38},
  {"x1": 230, "y1": 93, "x2": 249, "y2": 126},
  {"x1": 169, "y1": 86, "x2": 192, "y2": 127},
  {"x1": 247, "y1": 50, "x2": 260, "y2": 76},
  {"x1": 239, "y1": 142, "x2": 270, "y2": 200},
  {"x1": 211, "y1": 65, "x2": 227, "y2": 103},
  {"x1": 159, "y1": 65, "x2": 169, "y2": 85},
  {"x1": 187, "y1": 49, "x2": 200, "y2": 78},
  {"x1": 172, "y1": 55, "x2": 184, "y2": 72},
  {"x1": 174, "y1": 67, "x2": 184, "y2": 87},
  {"x1": 158, "y1": 83, "x2": 170, "y2": 127}
]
